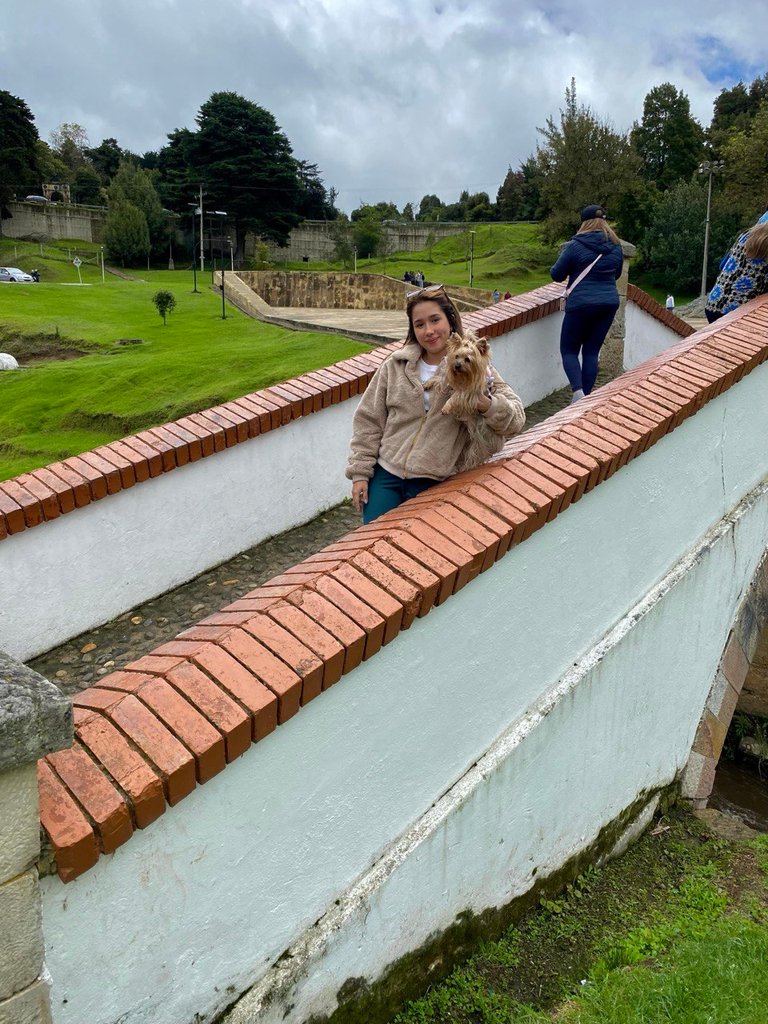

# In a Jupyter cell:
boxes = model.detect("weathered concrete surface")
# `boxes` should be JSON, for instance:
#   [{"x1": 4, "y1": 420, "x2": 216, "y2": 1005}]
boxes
[
  {"x1": 0, "y1": 871, "x2": 44, "y2": 1002},
  {"x1": 0, "y1": 653, "x2": 72, "y2": 772}
]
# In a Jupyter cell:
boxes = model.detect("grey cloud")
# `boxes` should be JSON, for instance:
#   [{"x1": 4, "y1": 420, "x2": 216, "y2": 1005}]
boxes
[{"x1": 2, "y1": 0, "x2": 767, "y2": 212}]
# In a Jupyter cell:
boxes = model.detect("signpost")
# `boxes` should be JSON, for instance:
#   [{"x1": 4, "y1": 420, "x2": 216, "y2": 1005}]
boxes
[{"x1": 73, "y1": 256, "x2": 82, "y2": 285}]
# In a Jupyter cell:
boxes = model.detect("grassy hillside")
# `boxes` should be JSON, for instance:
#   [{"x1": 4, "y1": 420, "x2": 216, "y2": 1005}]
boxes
[
  {"x1": 279, "y1": 223, "x2": 560, "y2": 294},
  {"x1": 0, "y1": 240, "x2": 372, "y2": 480}
]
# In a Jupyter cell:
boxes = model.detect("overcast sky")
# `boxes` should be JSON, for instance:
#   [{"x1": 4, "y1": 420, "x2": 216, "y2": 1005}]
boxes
[{"x1": 3, "y1": 1, "x2": 768, "y2": 213}]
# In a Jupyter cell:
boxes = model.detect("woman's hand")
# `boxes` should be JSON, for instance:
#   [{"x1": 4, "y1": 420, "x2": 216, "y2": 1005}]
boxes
[
  {"x1": 352, "y1": 480, "x2": 368, "y2": 514},
  {"x1": 475, "y1": 394, "x2": 492, "y2": 415}
]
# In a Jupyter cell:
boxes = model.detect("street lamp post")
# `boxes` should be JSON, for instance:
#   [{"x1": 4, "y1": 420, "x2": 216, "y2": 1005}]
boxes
[
  {"x1": 187, "y1": 203, "x2": 200, "y2": 292},
  {"x1": 208, "y1": 211, "x2": 227, "y2": 284},
  {"x1": 469, "y1": 230, "x2": 476, "y2": 287},
  {"x1": 698, "y1": 160, "x2": 724, "y2": 298},
  {"x1": 353, "y1": 247, "x2": 357, "y2": 274}
]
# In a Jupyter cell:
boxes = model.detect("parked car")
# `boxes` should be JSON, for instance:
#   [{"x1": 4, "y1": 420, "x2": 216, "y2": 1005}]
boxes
[
  {"x1": 25, "y1": 195, "x2": 49, "y2": 204},
  {"x1": 0, "y1": 267, "x2": 36, "y2": 283}
]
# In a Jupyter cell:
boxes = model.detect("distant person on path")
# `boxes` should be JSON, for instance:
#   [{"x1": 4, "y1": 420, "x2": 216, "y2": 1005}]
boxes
[
  {"x1": 665, "y1": 294, "x2": 675, "y2": 312},
  {"x1": 493, "y1": 289, "x2": 500, "y2": 303},
  {"x1": 347, "y1": 285, "x2": 525, "y2": 523},
  {"x1": 503, "y1": 290, "x2": 511, "y2": 300},
  {"x1": 705, "y1": 221, "x2": 768, "y2": 323},
  {"x1": 550, "y1": 204, "x2": 623, "y2": 403}
]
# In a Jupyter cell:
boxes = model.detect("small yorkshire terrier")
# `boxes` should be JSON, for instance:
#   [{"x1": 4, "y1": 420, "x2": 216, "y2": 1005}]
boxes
[{"x1": 424, "y1": 330, "x2": 498, "y2": 470}]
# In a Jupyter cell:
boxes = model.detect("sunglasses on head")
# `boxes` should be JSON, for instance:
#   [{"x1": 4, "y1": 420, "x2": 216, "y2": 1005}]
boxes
[{"x1": 406, "y1": 283, "x2": 447, "y2": 300}]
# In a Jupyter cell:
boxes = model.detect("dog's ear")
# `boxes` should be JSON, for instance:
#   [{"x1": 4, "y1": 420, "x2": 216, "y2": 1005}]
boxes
[{"x1": 475, "y1": 335, "x2": 489, "y2": 356}]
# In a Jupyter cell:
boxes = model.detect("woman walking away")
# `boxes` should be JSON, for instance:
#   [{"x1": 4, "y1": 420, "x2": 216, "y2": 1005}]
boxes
[
  {"x1": 347, "y1": 285, "x2": 525, "y2": 524},
  {"x1": 705, "y1": 222, "x2": 768, "y2": 323},
  {"x1": 550, "y1": 205, "x2": 624, "y2": 402}
]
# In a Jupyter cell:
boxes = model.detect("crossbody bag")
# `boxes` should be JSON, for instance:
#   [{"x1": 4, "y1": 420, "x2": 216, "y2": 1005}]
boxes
[{"x1": 559, "y1": 254, "x2": 602, "y2": 312}]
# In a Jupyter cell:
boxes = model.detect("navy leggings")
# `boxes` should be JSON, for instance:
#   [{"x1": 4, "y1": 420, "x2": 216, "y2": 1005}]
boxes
[
  {"x1": 559, "y1": 304, "x2": 618, "y2": 394},
  {"x1": 362, "y1": 464, "x2": 438, "y2": 524}
]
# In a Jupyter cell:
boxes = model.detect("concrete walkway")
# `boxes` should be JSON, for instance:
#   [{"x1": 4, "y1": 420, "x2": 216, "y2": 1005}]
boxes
[{"x1": 273, "y1": 307, "x2": 406, "y2": 339}]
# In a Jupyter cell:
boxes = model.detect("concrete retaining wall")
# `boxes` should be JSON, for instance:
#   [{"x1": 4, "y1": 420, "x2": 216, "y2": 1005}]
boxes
[{"x1": 2, "y1": 202, "x2": 106, "y2": 243}]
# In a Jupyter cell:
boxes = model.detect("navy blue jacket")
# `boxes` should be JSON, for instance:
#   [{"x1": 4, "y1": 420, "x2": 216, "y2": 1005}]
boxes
[{"x1": 550, "y1": 232, "x2": 623, "y2": 311}]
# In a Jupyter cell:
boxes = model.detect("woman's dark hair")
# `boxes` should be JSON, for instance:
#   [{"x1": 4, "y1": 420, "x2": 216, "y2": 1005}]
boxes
[{"x1": 405, "y1": 287, "x2": 463, "y2": 345}]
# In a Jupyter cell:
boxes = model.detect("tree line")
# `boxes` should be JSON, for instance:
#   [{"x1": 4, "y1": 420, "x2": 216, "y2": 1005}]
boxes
[
  {"x1": 0, "y1": 89, "x2": 339, "y2": 265},
  {"x1": 2, "y1": 75, "x2": 767, "y2": 288},
  {"x1": 342, "y1": 76, "x2": 768, "y2": 291}
]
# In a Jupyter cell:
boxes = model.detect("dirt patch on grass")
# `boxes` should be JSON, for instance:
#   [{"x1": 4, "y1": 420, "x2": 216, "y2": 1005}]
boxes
[{"x1": 0, "y1": 328, "x2": 96, "y2": 364}]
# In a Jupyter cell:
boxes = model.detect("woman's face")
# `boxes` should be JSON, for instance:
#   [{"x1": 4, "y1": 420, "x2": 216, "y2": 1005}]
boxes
[{"x1": 411, "y1": 300, "x2": 452, "y2": 364}]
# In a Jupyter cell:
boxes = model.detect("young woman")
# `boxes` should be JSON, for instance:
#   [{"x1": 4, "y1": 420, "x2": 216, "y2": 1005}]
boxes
[
  {"x1": 346, "y1": 285, "x2": 525, "y2": 524},
  {"x1": 705, "y1": 222, "x2": 768, "y2": 323},
  {"x1": 550, "y1": 205, "x2": 624, "y2": 402}
]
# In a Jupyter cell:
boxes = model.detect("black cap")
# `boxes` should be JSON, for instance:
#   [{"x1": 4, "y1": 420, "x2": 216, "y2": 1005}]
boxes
[{"x1": 581, "y1": 204, "x2": 606, "y2": 221}]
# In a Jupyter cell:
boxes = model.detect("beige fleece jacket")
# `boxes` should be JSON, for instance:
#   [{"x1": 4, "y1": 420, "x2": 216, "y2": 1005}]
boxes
[{"x1": 346, "y1": 340, "x2": 526, "y2": 481}]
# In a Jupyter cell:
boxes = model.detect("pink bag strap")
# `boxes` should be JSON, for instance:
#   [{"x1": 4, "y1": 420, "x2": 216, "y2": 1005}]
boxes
[{"x1": 565, "y1": 254, "x2": 602, "y2": 297}]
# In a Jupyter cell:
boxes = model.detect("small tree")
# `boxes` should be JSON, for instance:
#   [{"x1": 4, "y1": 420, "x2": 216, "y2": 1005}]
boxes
[{"x1": 152, "y1": 289, "x2": 176, "y2": 325}]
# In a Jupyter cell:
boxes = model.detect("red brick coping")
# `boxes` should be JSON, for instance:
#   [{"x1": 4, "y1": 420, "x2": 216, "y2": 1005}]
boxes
[
  {"x1": 0, "y1": 283, "x2": 586, "y2": 539},
  {"x1": 626, "y1": 283, "x2": 696, "y2": 337},
  {"x1": 36, "y1": 295, "x2": 768, "y2": 881}
]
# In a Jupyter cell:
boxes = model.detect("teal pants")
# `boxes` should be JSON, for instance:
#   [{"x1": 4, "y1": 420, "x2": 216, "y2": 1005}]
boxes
[{"x1": 362, "y1": 464, "x2": 439, "y2": 524}]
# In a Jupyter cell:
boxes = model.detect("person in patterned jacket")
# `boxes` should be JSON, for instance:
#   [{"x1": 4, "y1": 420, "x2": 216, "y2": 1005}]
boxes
[{"x1": 705, "y1": 222, "x2": 768, "y2": 323}]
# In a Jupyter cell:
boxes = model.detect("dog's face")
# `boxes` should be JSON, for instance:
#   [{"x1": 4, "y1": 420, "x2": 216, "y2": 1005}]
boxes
[{"x1": 444, "y1": 332, "x2": 490, "y2": 391}]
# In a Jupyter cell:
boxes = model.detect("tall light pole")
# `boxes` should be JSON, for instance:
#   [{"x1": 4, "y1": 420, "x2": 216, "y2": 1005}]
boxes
[
  {"x1": 208, "y1": 211, "x2": 227, "y2": 283},
  {"x1": 698, "y1": 160, "x2": 724, "y2": 298},
  {"x1": 469, "y1": 230, "x2": 476, "y2": 287},
  {"x1": 187, "y1": 203, "x2": 200, "y2": 293}
]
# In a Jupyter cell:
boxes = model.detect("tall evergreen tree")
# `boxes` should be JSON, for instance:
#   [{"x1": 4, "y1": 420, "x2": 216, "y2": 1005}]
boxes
[
  {"x1": 0, "y1": 91, "x2": 40, "y2": 210},
  {"x1": 534, "y1": 80, "x2": 639, "y2": 239},
  {"x1": 631, "y1": 83, "x2": 704, "y2": 189},
  {"x1": 158, "y1": 92, "x2": 302, "y2": 259},
  {"x1": 720, "y1": 101, "x2": 768, "y2": 223},
  {"x1": 108, "y1": 160, "x2": 166, "y2": 253},
  {"x1": 103, "y1": 200, "x2": 150, "y2": 266},
  {"x1": 86, "y1": 138, "x2": 126, "y2": 185}
]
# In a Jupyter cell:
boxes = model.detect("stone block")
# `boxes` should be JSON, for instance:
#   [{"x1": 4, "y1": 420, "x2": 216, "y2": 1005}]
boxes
[
  {"x1": 693, "y1": 757, "x2": 718, "y2": 802},
  {"x1": 692, "y1": 710, "x2": 728, "y2": 761},
  {"x1": 0, "y1": 766, "x2": 40, "y2": 885},
  {"x1": 680, "y1": 750, "x2": 705, "y2": 800},
  {"x1": 716, "y1": 682, "x2": 741, "y2": 729},
  {"x1": 704, "y1": 667, "x2": 730, "y2": 718},
  {"x1": 720, "y1": 632, "x2": 749, "y2": 694},
  {"x1": 0, "y1": 871, "x2": 43, "y2": 1002},
  {"x1": 0, "y1": 652, "x2": 72, "y2": 773},
  {"x1": 0, "y1": 978, "x2": 52, "y2": 1024}
]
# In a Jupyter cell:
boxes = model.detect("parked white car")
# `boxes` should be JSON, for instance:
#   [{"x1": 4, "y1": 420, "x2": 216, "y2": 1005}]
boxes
[{"x1": 0, "y1": 267, "x2": 35, "y2": 283}]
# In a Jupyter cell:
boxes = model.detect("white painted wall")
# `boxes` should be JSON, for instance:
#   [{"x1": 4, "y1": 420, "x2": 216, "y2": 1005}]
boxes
[
  {"x1": 0, "y1": 403, "x2": 355, "y2": 661},
  {"x1": 0, "y1": 312, "x2": 566, "y2": 661},
  {"x1": 39, "y1": 363, "x2": 768, "y2": 1024},
  {"x1": 624, "y1": 302, "x2": 685, "y2": 370},
  {"x1": 484, "y1": 312, "x2": 566, "y2": 407}
]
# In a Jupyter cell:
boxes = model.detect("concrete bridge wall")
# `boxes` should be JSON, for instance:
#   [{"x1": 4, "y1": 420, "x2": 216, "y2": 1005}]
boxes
[{"x1": 36, "y1": 329, "x2": 768, "y2": 1024}]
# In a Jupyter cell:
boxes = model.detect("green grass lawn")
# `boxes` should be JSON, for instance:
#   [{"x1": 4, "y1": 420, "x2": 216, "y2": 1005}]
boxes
[
  {"x1": 391, "y1": 811, "x2": 768, "y2": 1024},
  {"x1": 0, "y1": 240, "x2": 373, "y2": 480}
]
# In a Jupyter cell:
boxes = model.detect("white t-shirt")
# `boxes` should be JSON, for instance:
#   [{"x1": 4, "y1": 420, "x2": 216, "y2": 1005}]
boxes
[{"x1": 418, "y1": 359, "x2": 439, "y2": 412}]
